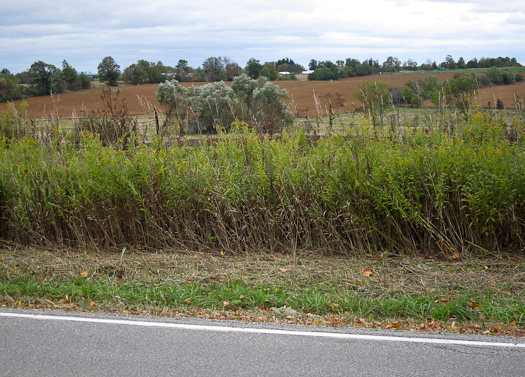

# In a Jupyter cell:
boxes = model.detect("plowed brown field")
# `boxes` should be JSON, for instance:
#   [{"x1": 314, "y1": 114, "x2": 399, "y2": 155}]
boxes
[{"x1": 2, "y1": 71, "x2": 525, "y2": 118}]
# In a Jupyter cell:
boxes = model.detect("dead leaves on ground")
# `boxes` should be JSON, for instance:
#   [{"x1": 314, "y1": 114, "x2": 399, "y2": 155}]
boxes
[{"x1": 3, "y1": 296, "x2": 523, "y2": 337}]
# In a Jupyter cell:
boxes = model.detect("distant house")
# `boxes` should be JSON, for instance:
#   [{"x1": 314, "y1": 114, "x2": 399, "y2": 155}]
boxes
[{"x1": 301, "y1": 70, "x2": 314, "y2": 75}]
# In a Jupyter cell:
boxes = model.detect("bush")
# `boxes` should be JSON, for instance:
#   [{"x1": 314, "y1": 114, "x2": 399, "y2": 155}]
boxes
[{"x1": 156, "y1": 74, "x2": 292, "y2": 136}]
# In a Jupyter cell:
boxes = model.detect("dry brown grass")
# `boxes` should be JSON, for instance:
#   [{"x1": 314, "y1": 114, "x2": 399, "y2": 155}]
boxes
[
  {"x1": 2, "y1": 245, "x2": 524, "y2": 307},
  {"x1": 2, "y1": 245, "x2": 524, "y2": 335}
]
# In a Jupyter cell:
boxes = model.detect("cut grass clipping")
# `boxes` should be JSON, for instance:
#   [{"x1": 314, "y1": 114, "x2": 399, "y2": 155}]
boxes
[{"x1": 1, "y1": 247, "x2": 524, "y2": 336}]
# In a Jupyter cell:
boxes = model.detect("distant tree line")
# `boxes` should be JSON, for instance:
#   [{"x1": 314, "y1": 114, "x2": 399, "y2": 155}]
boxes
[
  {"x1": 0, "y1": 60, "x2": 91, "y2": 102},
  {"x1": 307, "y1": 55, "x2": 522, "y2": 81},
  {"x1": 1, "y1": 54, "x2": 522, "y2": 102}
]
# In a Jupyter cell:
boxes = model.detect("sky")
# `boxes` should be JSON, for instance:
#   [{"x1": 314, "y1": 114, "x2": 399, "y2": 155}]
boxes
[{"x1": 1, "y1": 0, "x2": 524, "y2": 74}]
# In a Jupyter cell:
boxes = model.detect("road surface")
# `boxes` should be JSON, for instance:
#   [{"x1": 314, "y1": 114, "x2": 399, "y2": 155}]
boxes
[{"x1": 1, "y1": 309, "x2": 524, "y2": 376}]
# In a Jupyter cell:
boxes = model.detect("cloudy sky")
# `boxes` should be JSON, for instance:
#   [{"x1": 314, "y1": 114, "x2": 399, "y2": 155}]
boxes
[{"x1": 1, "y1": 0, "x2": 523, "y2": 74}]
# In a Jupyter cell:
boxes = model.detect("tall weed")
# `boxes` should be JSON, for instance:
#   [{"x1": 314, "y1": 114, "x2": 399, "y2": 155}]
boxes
[{"x1": 1, "y1": 114, "x2": 524, "y2": 255}]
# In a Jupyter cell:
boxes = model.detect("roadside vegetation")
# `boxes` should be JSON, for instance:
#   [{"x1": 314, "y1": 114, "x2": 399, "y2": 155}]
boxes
[
  {"x1": 1, "y1": 73, "x2": 525, "y2": 335},
  {"x1": 1, "y1": 247, "x2": 524, "y2": 336}
]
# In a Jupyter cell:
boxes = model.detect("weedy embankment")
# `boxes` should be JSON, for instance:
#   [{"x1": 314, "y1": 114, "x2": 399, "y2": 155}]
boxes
[
  {"x1": 1, "y1": 114, "x2": 525, "y2": 255},
  {"x1": 1, "y1": 106, "x2": 525, "y2": 334}
]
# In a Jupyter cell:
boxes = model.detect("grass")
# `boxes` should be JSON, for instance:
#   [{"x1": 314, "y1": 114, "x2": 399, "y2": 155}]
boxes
[{"x1": 1, "y1": 246, "x2": 524, "y2": 335}]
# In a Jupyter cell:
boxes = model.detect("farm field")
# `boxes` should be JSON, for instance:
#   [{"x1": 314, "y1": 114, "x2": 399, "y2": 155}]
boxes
[{"x1": 2, "y1": 70, "x2": 525, "y2": 118}]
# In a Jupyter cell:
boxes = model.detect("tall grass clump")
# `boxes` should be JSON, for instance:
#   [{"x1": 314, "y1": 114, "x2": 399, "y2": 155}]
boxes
[{"x1": 1, "y1": 113, "x2": 525, "y2": 255}]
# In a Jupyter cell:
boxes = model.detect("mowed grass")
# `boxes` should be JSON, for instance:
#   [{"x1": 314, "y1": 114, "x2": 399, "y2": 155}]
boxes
[{"x1": 1, "y1": 246, "x2": 524, "y2": 335}]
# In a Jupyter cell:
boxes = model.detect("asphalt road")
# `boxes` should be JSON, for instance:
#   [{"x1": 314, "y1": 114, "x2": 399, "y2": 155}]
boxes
[{"x1": 1, "y1": 309, "x2": 524, "y2": 376}]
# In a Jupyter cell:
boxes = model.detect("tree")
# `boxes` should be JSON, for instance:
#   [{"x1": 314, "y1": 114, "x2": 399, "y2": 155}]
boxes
[
  {"x1": 467, "y1": 58, "x2": 478, "y2": 69},
  {"x1": 192, "y1": 67, "x2": 207, "y2": 82},
  {"x1": 457, "y1": 57, "x2": 466, "y2": 69},
  {"x1": 97, "y1": 56, "x2": 120, "y2": 86},
  {"x1": 308, "y1": 59, "x2": 318, "y2": 70},
  {"x1": 260, "y1": 63, "x2": 278, "y2": 81},
  {"x1": 382, "y1": 56, "x2": 401, "y2": 73},
  {"x1": 402, "y1": 59, "x2": 418, "y2": 71},
  {"x1": 202, "y1": 57, "x2": 226, "y2": 82},
  {"x1": 223, "y1": 57, "x2": 242, "y2": 81},
  {"x1": 275, "y1": 58, "x2": 304, "y2": 74},
  {"x1": 308, "y1": 61, "x2": 340, "y2": 80},
  {"x1": 245, "y1": 58, "x2": 263, "y2": 79},
  {"x1": 61, "y1": 60, "x2": 78, "y2": 90},
  {"x1": 123, "y1": 62, "x2": 147, "y2": 85},
  {"x1": 29, "y1": 61, "x2": 63, "y2": 95},
  {"x1": 123, "y1": 59, "x2": 164, "y2": 85},
  {"x1": 175, "y1": 60, "x2": 193, "y2": 82},
  {"x1": 78, "y1": 72, "x2": 92, "y2": 89},
  {"x1": 443, "y1": 55, "x2": 457, "y2": 70}
]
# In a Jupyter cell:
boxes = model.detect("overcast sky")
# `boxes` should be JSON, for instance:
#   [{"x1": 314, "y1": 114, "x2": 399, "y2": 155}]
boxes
[{"x1": 1, "y1": 0, "x2": 524, "y2": 74}]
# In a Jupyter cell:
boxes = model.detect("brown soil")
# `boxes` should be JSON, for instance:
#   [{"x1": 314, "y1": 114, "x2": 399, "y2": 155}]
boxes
[{"x1": 2, "y1": 71, "x2": 525, "y2": 118}]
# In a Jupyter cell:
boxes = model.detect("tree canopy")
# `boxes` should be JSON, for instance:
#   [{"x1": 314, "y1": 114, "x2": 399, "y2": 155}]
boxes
[{"x1": 98, "y1": 56, "x2": 121, "y2": 86}]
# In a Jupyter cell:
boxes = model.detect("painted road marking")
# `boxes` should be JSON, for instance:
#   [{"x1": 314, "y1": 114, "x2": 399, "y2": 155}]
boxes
[{"x1": 1, "y1": 312, "x2": 524, "y2": 348}]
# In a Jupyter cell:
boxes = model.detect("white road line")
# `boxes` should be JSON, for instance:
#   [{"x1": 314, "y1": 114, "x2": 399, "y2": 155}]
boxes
[{"x1": 1, "y1": 312, "x2": 524, "y2": 348}]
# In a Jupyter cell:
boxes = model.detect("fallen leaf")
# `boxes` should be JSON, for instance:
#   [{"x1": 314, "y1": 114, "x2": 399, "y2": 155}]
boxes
[
  {"x1": 362, "y1": 268, "x2": 373, "y2": 277},
  {"x1": 223, "y1": 301, "x2": 230, "y2": 307},
  {"x1": 80, "y1": 270, "x2": 88, "y2": 277},
  {"x1": 386, "y1": 321, "x2": 401, "y2": 329},
  {"x1": 356, "y1": 280, "x2": 364, "y2": 286},
  {"x1": 469, "y1": 301, "x2": 479, "y2": 309},
  {"x1": 184, "y1": 298, "x2": 192, "y2": 304},
  {"x1": 279, "y1": 268, "x2": 289, "y2": 273}
]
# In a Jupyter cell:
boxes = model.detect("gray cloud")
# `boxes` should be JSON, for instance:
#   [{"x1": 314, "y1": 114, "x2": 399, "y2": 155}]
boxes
[{"x1": 1, "y1": 0, "x2": 524, "y2": 73}]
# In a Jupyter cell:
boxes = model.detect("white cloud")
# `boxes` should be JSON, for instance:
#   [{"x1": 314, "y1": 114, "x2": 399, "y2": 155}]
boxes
[{"x1": 0, "y1": 0, "x2": 524, "y2": 73}]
